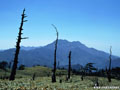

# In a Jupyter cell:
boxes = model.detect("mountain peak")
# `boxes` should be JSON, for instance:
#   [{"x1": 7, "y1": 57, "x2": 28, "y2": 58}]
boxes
[
  {"x1": 52, "y1": 39, "x2": 86, "y2": 46},
  {"x1": 0, "y1": 39, "x2": 119, "y2": 68}
]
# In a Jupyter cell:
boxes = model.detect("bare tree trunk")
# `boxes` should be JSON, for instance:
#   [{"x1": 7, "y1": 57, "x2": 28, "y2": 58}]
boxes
[
  {"x1": 107, "y1": 46, "x2": 112, "y2": 82},
  {"x1": 52, "y1": 24, "x2": 58, "y2": 83},
  {"x1": 32, "y1": 73, "x2": 36, "y2": 80},
  {"x1": 68, "y1": 51, "x2": 71, "y2": 79},
  {"x1": 9, "y1": 9, "x2": 28, "y2": 80},
  {"x1": 81, "y1": 71, "x2": 84, "y2": 81}
]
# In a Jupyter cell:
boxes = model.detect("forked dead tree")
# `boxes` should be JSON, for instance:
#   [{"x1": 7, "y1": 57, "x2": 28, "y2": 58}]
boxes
[
  {"x1": 9, "y1": 9, "x2": 28, "y2": 80},
  {"x1": 107, "y1": 46, "x2": 112, "y2": 82},
  {"x1": 52, "y1": 24, "x2": 58, "y2": 82},
  {"x1": 68, "y1": 51, "x2": 72, "y2": 80}
]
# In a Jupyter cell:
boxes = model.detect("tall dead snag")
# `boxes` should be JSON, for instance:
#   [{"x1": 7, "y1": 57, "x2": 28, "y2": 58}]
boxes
[
  {"x1": 68, "y1": 51, "x2": 72, "y2": 79},
  {"x1": 9, "y1": 9, "x2": 28, "y2": 80},
  {"x1": 52, "y1": 24, "x2": 58, "y2": 82},
  {"x1": 107, "y1": 46, "x2": 112, "y2": 82}
]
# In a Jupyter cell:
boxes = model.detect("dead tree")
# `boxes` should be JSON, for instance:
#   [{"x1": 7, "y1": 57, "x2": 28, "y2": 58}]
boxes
[
  {"x1": 9, "y1": 9, "x2": 28, "y2": 80},
  {"x1": 68, "y1": 51, "x2": 72, "y2": 79},
  {"x1": 52, "y1": 24, "x2": 58, "y2": 82},
  {"x1": 32, "y1": 73, "x2": 36, "y2": 80},
  {"x1": 107, "y1": 46, "x2": 112, "y2": 82},
  {"x1": 81, "y1": 71, "x2": 84, "y2": 81}
]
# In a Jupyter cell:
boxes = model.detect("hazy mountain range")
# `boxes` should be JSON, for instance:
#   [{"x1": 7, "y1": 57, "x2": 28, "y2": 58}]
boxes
[{"x1": 0, "y1": 39, "x2": 120, "y2": 69}]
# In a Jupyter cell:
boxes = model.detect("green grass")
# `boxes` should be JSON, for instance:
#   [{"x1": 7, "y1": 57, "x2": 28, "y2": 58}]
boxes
[
  {"x1": 0, "y1": 66, "x2": 67, "y2": 78},
  {"x1": 0, "y1": 66, "x2": 120, "y2": 90}
]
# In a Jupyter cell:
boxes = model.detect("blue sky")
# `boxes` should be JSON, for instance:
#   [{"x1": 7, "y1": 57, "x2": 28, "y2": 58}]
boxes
[{"x1": 0, "y1": 0, "x2": 120, "y2": 56}]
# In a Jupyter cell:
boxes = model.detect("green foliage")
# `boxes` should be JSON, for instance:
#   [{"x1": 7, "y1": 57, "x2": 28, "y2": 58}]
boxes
[
  {"x1": 18, "y1": 65, "x2": 25, "y2": 70},
  {"x1": 0, "y1": 61, "x2": 8, "y2": 71},
  {"x1": 85, "y1": 63, "x2": 97, "y2": 73},
  {"x1": 0, "y1": 75, "x2": 120, "y2": 90}
]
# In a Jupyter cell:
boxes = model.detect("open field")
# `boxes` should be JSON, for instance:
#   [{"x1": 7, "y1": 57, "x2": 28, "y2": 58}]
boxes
[{"x1": 0, "y1": 66, "x2": 120, "y2": 90}]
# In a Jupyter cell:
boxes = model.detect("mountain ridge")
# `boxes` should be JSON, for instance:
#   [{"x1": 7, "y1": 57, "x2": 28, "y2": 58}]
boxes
[{"x1": 0, "y1": 39, "x2": 119, "y2": 69}]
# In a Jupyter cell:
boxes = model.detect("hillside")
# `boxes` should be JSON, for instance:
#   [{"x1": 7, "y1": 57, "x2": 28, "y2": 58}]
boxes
[
  {"x1": 0, "y1": 66, "x2": 120, "y2": 90},
  {"x1": 0, "y1": 66, "x2": 67, "y2": 78}
]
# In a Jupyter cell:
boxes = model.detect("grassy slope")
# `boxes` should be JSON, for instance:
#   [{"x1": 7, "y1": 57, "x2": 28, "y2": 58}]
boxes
[
  {"x1": 0, "y1": 66, "x2": 120, "y2": 90},
  {"x1": 0, "y1": 66, "x2": 67, "y2": 78}
]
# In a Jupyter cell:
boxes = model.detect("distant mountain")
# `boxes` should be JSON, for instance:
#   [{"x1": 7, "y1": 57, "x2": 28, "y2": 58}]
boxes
[
  {"x1": 21, "y1": 46, "x2": 39, "y2": 51},
  {"x1": 0, "y1": 39, "x2": 119, "y2": 69},
  {"x1": 106, "y1": 58, "x2": 120, "y2": 68},
  {"x1": 0, "y1": 50, "x2": 4, "y2": 52}
]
